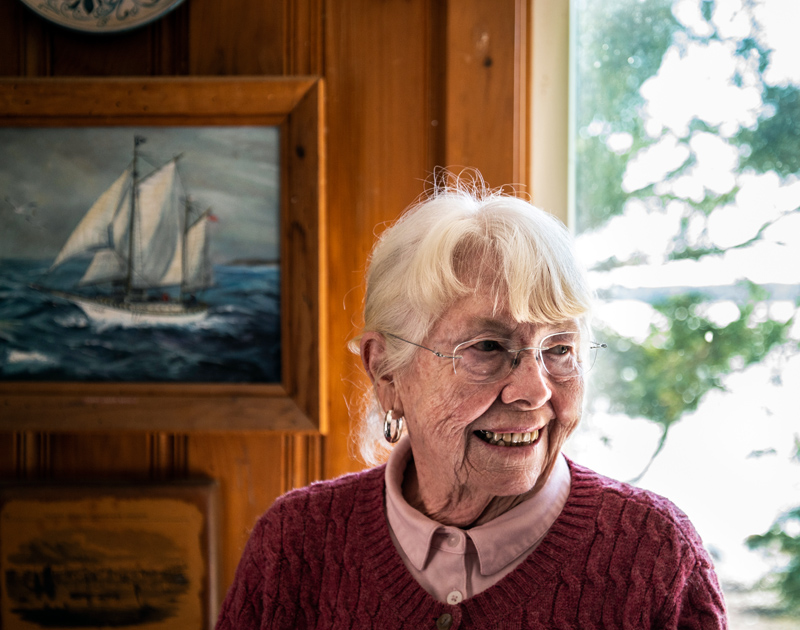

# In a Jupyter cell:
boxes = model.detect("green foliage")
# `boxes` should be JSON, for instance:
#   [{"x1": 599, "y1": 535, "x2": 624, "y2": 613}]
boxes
[
  {"x1": 588, "y1": 289, "x2": 794, "y2": 428},
  {"x1": 576, "y1": 0, "x2": 800, "y2": 614},
  {"x1": 747, "y1": 506, "x2": 800, "y2": 614},
  {"x1": 573, "y1": 0, "x2": 679, "y2": 231},
  {"x1": 738, "y1": 86, "x2": 800, "y2": 177}
]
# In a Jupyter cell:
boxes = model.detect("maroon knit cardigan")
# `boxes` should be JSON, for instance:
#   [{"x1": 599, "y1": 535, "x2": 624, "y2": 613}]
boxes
[{"x1": 216, "y1": 460, "x2": 727, "y2": 629}]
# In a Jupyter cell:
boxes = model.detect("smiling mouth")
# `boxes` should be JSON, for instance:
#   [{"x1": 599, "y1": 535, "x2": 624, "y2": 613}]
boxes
[{"x1": 475, "y1": 429, "x2": 539, "y2": 447}]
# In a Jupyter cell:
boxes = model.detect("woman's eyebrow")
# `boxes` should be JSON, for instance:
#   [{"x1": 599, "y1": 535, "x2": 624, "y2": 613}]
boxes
[
  {"x1": 465, "y1": 318, "x2": 578, "y2": 339},
  {"x1": 465, "y1": 317, "x2": 515, "y2": 335}
]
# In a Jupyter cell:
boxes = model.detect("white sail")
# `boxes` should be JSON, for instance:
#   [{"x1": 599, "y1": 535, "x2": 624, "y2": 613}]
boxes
[
  {"x1": 130, "y1": 161, "x2": 182, "y2": 288},
  {"x1": 79, "y1": 249, "x2": 127, "y2": 286},
  {"x1": 183, "y1": 211, "x2": 215, "y2": 292},
  {"x1": 78, "y1": 185, "x2": 133, "y2": 286},
  {"x1": 50, "y1": 168, "x2": 131, "y2": 269}
]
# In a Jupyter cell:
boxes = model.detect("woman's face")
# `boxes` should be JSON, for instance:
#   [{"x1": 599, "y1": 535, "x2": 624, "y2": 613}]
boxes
[{"x1": 391, "y1": 288, "x2": 585, "y2": 513}]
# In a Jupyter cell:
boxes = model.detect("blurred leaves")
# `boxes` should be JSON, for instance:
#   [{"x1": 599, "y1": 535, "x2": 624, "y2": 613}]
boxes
[
  {"x1": 737, "y1": 86, "x2": 800, "y2": 177},
  {"x1": 573, "y1": 0, "x2": 679, "y2": 231},
  {"x1": 576, "y1": 0, "x2": 800, "y2": 614},
  {"x1": 747, "y1": 506, "x2": 800, "y2": 615},
  {"x1": 588, "y1": 287, "x2": 794, "y2": 429}
]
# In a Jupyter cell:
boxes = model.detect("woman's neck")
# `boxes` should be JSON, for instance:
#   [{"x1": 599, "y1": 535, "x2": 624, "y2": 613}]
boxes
[{"x1": 402, "y1": 459, "x2": 539, "y2": 528}]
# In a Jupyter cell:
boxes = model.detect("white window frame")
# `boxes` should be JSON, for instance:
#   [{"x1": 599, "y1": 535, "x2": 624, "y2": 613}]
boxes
[{"x1": 529, "y1": 0, "x2": 572, "y2": 228}]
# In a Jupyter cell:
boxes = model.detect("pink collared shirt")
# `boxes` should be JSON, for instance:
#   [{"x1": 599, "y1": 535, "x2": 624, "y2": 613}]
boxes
[{"x1": 384, "y1": 436, "x2": 571, "y2": 605}]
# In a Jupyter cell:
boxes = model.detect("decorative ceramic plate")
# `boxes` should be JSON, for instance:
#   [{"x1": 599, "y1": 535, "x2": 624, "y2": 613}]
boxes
[{"x1": 19, "y1": 0, "x2": 187, "y2": 33}]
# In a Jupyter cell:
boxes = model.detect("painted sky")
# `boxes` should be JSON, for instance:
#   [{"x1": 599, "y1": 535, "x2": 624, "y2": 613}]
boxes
[{"x1": 0, "y1": 126, "x2": 280, "y2": 264}]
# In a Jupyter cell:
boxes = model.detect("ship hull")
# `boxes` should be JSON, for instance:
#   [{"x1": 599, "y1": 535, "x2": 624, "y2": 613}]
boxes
[{"x1": 52, "y1": 291, "x2": 207, "y2": 326}]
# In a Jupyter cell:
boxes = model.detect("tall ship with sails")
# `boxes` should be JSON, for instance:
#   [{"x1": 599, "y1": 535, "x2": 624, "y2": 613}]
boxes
[{"x1": 43, "y1": 137, "x2": 215, "y2": 325}]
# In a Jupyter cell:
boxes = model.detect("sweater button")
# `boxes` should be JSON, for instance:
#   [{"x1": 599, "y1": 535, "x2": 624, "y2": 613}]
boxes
[{"x1": 436, "y1": 613, "x2": 453, "y2": 630}]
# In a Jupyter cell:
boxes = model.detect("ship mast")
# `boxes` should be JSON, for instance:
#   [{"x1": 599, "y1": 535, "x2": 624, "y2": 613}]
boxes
[
  {"x1": 181, "y1": 193, "x2": 190, "y2": 302},
  {"x1": 125, "y1": 135, "x2": 143, "y2": 299}
]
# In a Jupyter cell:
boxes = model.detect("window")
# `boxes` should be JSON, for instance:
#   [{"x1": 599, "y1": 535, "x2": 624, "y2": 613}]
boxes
[{"x1": 533, "y1": 0, "x2": 800, "y2": 623}]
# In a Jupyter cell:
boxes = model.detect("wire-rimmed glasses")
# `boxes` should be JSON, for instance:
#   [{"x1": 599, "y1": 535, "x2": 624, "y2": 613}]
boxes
[{"x1": 386, "y1": 331, "x2": 607, "y2": 384}]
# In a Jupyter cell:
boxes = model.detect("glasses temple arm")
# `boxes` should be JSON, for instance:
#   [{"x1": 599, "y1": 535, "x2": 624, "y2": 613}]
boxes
[{"x1": 384, "y1": 332, "x2": 460, "y2": 359}]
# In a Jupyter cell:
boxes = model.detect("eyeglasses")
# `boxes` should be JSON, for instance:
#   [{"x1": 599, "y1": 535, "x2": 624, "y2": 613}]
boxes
[{"x1": 387, "y1": 331, "x2": 607, "y2": 384}]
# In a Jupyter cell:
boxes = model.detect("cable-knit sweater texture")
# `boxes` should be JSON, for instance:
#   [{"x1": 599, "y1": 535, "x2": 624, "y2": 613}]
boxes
[{"x1": 216, "y1": 460, "x2": 727, "y2": 629}]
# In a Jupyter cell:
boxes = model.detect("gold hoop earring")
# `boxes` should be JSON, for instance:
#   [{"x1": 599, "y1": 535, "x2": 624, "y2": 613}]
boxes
[{"x1": 383, "y1": 409, "x2": 404, "y2": 444}]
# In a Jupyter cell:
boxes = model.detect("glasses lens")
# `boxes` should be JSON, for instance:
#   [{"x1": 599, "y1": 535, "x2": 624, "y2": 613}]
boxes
[
  {"x1": 539, "y1": 332, "x2": 583, "y2": 378},
  {"x1": 453, "y1": 333, "x2": 601, "y2": 383},
  {"x1": 453, "y1": 338, "x2": 512, "y2": 383}
]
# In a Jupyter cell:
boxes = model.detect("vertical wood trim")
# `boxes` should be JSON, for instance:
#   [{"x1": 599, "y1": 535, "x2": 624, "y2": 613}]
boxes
[
  {"x1": 514, "y1": 0, "x2": 530, "y2": 187},
  {"x1": 149, "y1": 433, "x2": 189, "y2": 479},
  {"x1": 21, "y1": 13, "x2": 51, "y2": 77},
  {"x1": 285, "y1": 0, "x2": 324, "y2": 75},
  {"x1": 16, "y1": 431, "x2": 51, "y2": 478},
  {"x1": 283, "y1": 434, "x2": 325, "y2": 490},
  {"x1": 280, "y1": 433, "x2": 292, "y2": 494}
]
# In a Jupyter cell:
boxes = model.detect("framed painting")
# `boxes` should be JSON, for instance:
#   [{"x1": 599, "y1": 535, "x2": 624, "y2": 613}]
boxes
[
  {"x1": 0, "y1": 480, "x2": 218, "y2": 630},
  {"x1": 0, "y1": 78, "x2": 326, "y2": 432}
]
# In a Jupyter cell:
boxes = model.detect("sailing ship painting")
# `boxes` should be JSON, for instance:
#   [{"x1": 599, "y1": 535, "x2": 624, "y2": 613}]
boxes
[
  {"x1": 0, "y1": 127, "x2": 281, "y2": 383},
  {"x1": 42, "y1": 136, "x2": 214, "y2": 325}
]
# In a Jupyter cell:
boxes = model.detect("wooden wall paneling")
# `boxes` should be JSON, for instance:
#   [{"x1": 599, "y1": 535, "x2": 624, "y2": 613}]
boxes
[
  {"x1": 188, "y1": 0, "x2": 285, "y2": 75},
  {"x1": 20, "y1": 6, "x2": 52, "y2": 77},
  {"x1": 187, "y1": 433, "x2": 288, "y2": 600},
  {"x1": 0, "y1": 434, "x2": 15, "y2": 477},
  {"x1": 0, "y1": 2, "x2": 23, "y2": 76},
  {"x1": 47, "y1": 433, "x2": 152, "y2": 478},
  {"x1": 284, "y1": 0, "x2": 324, "y2": 75},
  {"x1": 14, "y1": 432, "x2": 51, "y2": 478},
  {"x1": 48, "y1": 27, "x2": 156, "y2": 77},
  {"x1": 444, "y1": 0, "x2": 527, "y2": 189},
  {"x1": 149, "y1": 433, "x2": 189, "y2": 479},
  {"x1": 323, "y1": 0, "x2": 440, "y2": 478},
  {"x1": 152, "y1": 5, "x2": 192, "y2": 76},
  {"x1": 3, "y1": 4, "x2": 192, "y2": 78}
]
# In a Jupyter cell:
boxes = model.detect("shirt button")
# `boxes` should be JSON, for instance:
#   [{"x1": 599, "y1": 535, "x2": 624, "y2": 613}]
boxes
[
  {"x1": 446, "y1": 590, "x2": 463, "y2": 604},
  {"x1": 436, "y1": 613, "x2": 453, "y2": 630},
  {"x1": 446, "y1": 535, "x2": 458, "y2": 547}
]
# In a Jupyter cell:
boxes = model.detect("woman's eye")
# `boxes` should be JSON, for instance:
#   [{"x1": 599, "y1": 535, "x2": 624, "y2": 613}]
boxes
[
  {"x1": 471, "y1": 339, "x2": 505, "y2": 352},
  {"x1": 545, "y1": 344, "x2": 572, "y2": 356}
]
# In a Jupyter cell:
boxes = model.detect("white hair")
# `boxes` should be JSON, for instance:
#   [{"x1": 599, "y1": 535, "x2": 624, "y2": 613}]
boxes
[{"x1": 350, "y1": 175, "x2": 594, "y2": 465}]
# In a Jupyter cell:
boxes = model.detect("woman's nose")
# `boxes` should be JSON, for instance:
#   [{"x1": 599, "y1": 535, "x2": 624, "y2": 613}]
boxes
[{"x1": 501, "y1": 349, "x2": 552, "y2": 407}]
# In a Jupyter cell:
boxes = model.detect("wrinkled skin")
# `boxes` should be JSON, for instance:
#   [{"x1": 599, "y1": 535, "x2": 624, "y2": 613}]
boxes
[{"x1": 361, "y1": 289, "x2": 585, "y2": 528}]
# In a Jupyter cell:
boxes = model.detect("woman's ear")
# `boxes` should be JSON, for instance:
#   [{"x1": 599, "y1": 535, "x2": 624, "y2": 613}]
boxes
[{"x1": 360, "y1": 332, "x2": 403, "y2": 416}]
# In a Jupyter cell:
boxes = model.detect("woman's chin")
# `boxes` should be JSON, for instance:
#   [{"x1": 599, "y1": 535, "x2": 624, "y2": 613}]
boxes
[{"x1": 467, "y1": 433, "x2": 550, "y2": 497}]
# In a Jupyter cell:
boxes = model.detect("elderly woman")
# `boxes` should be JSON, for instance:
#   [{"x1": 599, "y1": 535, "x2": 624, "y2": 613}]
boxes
[{"x1": 216, "y1": 179, "x2": 727, "y2": 629}]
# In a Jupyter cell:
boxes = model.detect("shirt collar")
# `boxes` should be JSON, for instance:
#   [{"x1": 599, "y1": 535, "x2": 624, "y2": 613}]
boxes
[{"x1": 384, "y1": 435, "x2": 571, "y2": 575}]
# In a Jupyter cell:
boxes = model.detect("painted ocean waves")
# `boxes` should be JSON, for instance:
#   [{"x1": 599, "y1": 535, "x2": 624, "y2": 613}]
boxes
[{"x1": 0, "y1": 258, "x2": 280, "y2": 383}]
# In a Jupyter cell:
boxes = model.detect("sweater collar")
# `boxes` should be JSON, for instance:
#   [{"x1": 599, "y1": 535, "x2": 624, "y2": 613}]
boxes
[
  {"x1": 354, "y1": 457, "x2": 601, "y2": 627},
  {"x1": 384, "y1": 435, "x2": 571, "y2": 575}
]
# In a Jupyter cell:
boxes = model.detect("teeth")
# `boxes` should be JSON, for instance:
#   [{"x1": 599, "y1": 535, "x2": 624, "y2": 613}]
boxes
[{"x1": 478, "y1": 429, "x2": 539, "y2": 446}]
